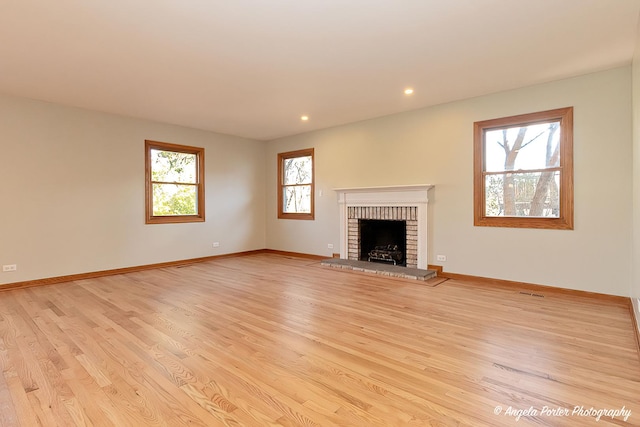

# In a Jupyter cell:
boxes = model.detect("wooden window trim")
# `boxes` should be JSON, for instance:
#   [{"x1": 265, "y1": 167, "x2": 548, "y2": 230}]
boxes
[
  {"x1": 473, "y1": 107, "x2": 574, "y2": 230},
  {"x1": 278, "y1": 148, "x2": 315, "y2": 220},
  {"x1": 145, "y1": 140, "x2": 205, "y2": 224}
]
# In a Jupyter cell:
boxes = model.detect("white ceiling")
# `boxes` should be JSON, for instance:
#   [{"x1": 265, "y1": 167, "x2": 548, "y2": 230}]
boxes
[{"x1": 1, "y1": 1, "x2": 639, "y2": 141}]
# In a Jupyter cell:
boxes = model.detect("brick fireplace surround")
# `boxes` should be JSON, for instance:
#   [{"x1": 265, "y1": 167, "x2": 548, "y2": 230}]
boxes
[
  {"x1": 336, "y1": 185, "x2": 434, "y2": 270},
  {"x1": 348, "y1": 206, "x2": 418, "y2": 267}
]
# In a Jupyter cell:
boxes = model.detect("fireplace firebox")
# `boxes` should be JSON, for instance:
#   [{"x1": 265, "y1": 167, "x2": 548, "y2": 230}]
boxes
[{"x1": 359, "y1": 219, "x2": 407, "y2": 266}]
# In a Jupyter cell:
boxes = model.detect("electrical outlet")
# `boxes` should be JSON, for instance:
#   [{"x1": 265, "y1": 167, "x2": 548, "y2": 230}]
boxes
[
  {"x1": 2, "y1": 264, "x2": 17, "y2": 272},
  {"x1": 436, "y1": 255, "x2": 447, "y2": 262},
  {"x1": 327, "y1": 243, "x2": 334, "y2": 249},
  {"x1": 212, "y1": 242, "x2": 220, "y2": 248}
]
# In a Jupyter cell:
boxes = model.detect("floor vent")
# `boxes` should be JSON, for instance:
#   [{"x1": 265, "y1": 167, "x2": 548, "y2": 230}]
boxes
[{"x1": 519, "y1": 291, "x2": 544, "y2": 298}]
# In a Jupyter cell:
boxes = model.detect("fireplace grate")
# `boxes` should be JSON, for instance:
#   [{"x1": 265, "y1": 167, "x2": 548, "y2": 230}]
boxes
[{"x1": 368, "y1": 244, "x2": 403, "y2": 265}]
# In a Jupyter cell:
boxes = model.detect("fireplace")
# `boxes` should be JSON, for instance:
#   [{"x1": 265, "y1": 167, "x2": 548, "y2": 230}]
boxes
[{"x1": 336, "y1": 185, "x2": 433, "y2": 270}]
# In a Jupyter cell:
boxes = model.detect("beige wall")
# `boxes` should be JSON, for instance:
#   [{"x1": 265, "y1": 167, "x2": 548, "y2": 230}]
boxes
[
  {"x1": 632, "y1": 17, "x2": 640, "y2": 326},
  {"x1": 0, "y1": 95, "x2": 266, "y2": 285},
  {"x1": 266, "y1": 67, "x2": 633, "y2": 296},
  {"x1": 1, "y1": 67, "x2": 634, "y2": 297}
]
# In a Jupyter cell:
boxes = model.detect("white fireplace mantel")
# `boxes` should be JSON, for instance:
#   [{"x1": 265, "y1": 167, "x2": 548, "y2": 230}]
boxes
[{"x1": 335, "y1": 185, "x2": 434, "y2": 269}]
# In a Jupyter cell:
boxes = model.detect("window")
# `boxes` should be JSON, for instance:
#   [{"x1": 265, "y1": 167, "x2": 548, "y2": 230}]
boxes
[
  {"x1": 473, "y1": 107, "x2": 573, "y2": 230},
  {"x1": 145, "y1": 140, "x2": 205, "y2": 224},
  {"x1": 278, "y1": 148, "x2": 314, "y2": 220}
]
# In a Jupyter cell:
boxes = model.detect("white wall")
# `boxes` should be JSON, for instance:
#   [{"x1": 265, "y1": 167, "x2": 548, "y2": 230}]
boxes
[
  {"x1": 0, "y1": 94, "x2": 266, "y2": 285},
  {"x1": 266, "y1": 67, "x2": 633, "y2": 296}
]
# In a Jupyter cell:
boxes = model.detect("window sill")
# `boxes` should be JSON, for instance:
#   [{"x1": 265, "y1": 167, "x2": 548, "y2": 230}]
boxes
[
  {"x1": 278, "y1": 213, "x2": 315, "y2": 221},
  {"x1": 146, "y1": 215, "x2": 205, "y2": 225}
]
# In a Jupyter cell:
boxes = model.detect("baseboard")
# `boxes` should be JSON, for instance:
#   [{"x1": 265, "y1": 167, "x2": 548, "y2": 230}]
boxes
[
  {"x1": 631, "y1": 298, "x2": 640, "y2": 355},
  {"x1": 427, "y1": 264, "x2": 443, "y2": 274},
  {"x1": 431, "y1": 265, "x2": 629, "y2": 306},
  {"x1": 261, "y1": 249, "x2": 327, "y2": 260},
  {"x1": 1, "y1": 252, "x2": 632, "y2": 311},
  {"x1": 0, "y1": 249, "x2": 266, "y2": 292}
]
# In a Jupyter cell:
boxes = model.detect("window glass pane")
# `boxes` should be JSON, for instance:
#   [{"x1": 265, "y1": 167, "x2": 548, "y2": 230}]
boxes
[
  {"x1": 152, "y1": 183, "x2": 197, "y2": 216},
  {"x1": 485, "y1": 171, "x2": 560, "y2": 218},
  {"x1": 485, "y1": 122, "x2": 561, "y2": 172},
  {"x1": 283, "y1": 185, "x2": 311, "y2": 213},
  {"x1": 283, "y1": 156, "x2": 312, "y2": 185},
  {"x1": 151, "y1": 149, "x2": 197, "y2": 183}
]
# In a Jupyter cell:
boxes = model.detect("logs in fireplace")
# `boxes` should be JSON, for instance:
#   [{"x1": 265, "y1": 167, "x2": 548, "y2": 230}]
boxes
[{"x1": 368, "y1": 244, "x2": 403, "y2": 265}]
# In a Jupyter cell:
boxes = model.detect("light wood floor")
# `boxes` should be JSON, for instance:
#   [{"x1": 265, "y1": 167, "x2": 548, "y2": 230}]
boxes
[{"x1": 0, "y1": 253, "x2": 638, "y2": 426}]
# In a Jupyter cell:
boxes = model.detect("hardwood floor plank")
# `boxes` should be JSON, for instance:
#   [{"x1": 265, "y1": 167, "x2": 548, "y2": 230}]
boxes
[
  {"x1": 182, "y1": 358, "x2": 285, "y2": 425},
  {"x1": 59, "y1": 360, "x2": 127, "y2": 427},
  {"x1": 0, "y1": 370, "x2": 19, "y2": 427},
  {"x1": 0, "y1": 253, "x2": 638, "y2": 426},
  {"x1": 5, "y1": 374, "x2": 43, "y2": 426}
]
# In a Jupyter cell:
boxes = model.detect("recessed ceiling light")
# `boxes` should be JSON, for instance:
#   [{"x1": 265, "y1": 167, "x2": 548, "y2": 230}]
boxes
[
  {"x1": 301, "y1": 115, "x2": 309, "y2": 121},
  {"x1": 404, "y1": 88, "x2": 414, "y2": 95}
]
